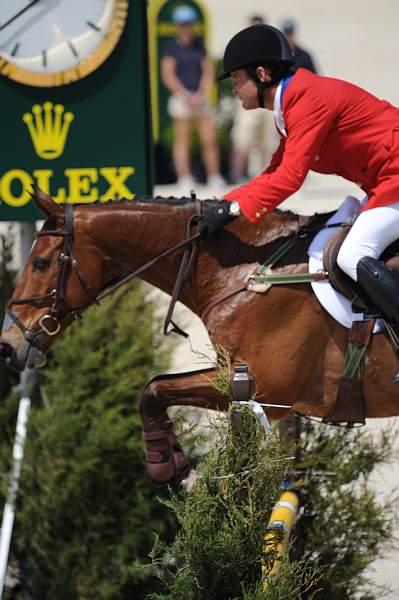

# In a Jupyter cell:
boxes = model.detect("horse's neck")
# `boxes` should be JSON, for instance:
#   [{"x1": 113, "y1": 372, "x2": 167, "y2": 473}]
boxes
[
  {"x1": 79, "y1": 203, "x2": 302, "y2": 317},
  {"x1": 79, "y1": 201, "x2": 199, "y2": 310}
]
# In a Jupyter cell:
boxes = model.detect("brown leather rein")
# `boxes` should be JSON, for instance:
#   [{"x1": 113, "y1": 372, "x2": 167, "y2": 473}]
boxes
[
  {"x1": 6, "y1": 201, "x2": 343, "y2": 353},
  {"x1": 6, "y1": 201, "x2": 202, "y2": 352}
]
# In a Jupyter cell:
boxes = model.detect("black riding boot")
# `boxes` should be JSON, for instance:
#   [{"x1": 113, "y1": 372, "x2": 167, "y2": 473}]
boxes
[
  {"x1": 357, "y1": 256, "x2": 399, "y2": 381},
  {"x1": 357, "y1": 257, "x2": 399, "y2": 324}
]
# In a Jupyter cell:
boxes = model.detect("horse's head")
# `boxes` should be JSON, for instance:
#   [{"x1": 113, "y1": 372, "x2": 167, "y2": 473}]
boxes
[{"x1": 0, "y1": 189, "x2": 106, "y2": 371}]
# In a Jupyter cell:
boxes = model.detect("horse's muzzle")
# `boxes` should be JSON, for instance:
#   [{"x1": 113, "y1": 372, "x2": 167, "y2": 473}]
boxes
[
  {"x1": 0, "y1": 342, "x2": 14, "y2": 361},
  {"x1": 0, "y1": 338, "x2": 47, "y2": 371}
]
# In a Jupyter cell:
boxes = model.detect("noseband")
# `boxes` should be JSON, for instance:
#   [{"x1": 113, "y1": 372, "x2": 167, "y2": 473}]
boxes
[{"x1": 5, "y1": 203, "x2": 93, "y2": 350}]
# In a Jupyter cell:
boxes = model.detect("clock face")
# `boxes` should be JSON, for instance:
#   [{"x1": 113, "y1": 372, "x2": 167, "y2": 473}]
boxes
[{"x1": 0, "y1": 0, "x2": 128, "y2": 87}]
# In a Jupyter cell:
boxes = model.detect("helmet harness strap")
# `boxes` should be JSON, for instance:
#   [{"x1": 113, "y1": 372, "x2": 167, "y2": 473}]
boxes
[
  {"x1": 256, "y1": 82, "x2": 266, "y2": 109},
  {"x1": 246, "y1": 65, "x2": 291, "y2": 109}
]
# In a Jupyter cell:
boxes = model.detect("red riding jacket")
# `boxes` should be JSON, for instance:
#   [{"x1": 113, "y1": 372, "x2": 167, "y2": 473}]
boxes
[{"x1": 224, "y1": 68, "x2": 399, "y2": 222}]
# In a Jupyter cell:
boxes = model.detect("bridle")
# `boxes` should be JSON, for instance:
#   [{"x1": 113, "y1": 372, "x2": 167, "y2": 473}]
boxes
[
  {"x1": 5, "y1": 203, "x2": 94, "y2": 350},
  {"x1": 5, "y1": 200, "x2": 202, "y2": 352}
]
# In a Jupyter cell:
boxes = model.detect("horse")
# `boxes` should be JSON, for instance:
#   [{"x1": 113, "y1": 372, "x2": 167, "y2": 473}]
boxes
[{"x1": 1, "y1": 189, "x2": 399, "y2": 485}]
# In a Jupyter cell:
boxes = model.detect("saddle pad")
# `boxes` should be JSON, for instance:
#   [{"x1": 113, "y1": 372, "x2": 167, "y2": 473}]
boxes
[{"x1": 307, "y1": 195, "x2": 384, "y2": 332}]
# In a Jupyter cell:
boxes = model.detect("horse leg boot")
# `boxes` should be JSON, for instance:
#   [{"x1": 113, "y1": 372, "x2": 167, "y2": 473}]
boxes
[
  {"x1": 139, "y1": 382, "x2": 189, "y2": 487},
  {"x1": 357, "y1": 257, "x2": 399, "y2": 380}
]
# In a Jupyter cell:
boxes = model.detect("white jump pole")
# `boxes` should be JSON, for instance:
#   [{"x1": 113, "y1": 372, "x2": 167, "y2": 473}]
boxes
[
  {"x1": 0, "y1": 222, "x2": 36, "y2": 598},
  {"x1": 0, "y1": 387, "x2": 31, "y2": 595}
]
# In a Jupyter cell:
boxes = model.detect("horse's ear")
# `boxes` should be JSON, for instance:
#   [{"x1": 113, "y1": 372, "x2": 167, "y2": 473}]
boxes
[{"x1": 32, "y1": 187, "x2": 63, "y2": 219}]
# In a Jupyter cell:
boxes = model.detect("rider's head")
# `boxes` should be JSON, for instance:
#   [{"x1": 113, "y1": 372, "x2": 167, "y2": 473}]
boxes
[{"x1": 218, "y1": 25, "x2": 295, "y2": 109}]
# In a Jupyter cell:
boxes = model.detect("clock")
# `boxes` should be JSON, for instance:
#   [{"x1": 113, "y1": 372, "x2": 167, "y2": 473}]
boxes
[{"x1": 0, "y1": 0, "x2": 129, "y2": 87}]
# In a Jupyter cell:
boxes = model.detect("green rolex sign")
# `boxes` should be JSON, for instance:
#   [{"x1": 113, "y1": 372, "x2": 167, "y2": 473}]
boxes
[{"x1": 0, "y1": 0, "x2": 153, "y2": 221}]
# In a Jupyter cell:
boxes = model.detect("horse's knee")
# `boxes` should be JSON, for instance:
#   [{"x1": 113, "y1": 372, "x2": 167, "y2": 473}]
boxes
[
  {"x1": 139, "y1": 380, "x2": 166, "y2": 420},
  {"x1": 138, "y1": 375, "x2": 173, "y2": 418}
]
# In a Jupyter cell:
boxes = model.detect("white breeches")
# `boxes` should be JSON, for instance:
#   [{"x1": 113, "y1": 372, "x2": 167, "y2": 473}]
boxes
[{"x1": 337, "y1": 201, "x2": 399, "y2": 281}]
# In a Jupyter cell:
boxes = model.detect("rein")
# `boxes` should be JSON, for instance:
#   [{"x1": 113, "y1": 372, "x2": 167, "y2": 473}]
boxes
[
  {"x1": 98, "y1": 194, "x2": 203, "y2": 337},
  {"x1": 96, "y1": 230, "x2": 201, "y2": 301},
  {"x1": 6, "y1": 202, "x2": 201, "y2": 351},
  {"x1": 6, "y1": 199, "x2": 349, "y2": 351}
]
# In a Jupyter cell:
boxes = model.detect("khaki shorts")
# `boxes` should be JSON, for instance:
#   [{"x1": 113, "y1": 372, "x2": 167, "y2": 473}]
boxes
[{"x1": 167, "y1": 93, "x2": 212, "y2": 120}]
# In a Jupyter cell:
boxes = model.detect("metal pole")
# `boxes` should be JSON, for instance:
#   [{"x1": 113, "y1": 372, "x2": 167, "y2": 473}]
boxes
[{"x1": 0, "y1": 222, "x2": 36, "y2": 598}]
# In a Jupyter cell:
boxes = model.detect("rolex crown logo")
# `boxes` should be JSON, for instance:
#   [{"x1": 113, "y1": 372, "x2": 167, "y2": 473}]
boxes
[{"x1": 23, "y1": 102, "x2": 74, "y2": 160}]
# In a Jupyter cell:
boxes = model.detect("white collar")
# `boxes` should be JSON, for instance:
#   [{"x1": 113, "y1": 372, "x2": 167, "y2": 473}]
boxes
[{"x1": 273, "y1": 79, "x2": 287, "y2": 138}]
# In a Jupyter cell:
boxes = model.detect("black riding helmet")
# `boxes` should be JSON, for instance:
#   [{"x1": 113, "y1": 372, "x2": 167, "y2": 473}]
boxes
[{"x1": 219, "y1": 25, "x2": 295, "y2": 108}]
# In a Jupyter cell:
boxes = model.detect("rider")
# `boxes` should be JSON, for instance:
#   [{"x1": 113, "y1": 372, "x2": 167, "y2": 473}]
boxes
[{"x1": 198, "y1": 24, "x2": 399, "y2": 330}]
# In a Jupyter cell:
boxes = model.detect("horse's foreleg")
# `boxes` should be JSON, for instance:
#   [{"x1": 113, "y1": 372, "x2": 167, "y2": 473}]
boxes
[{"x1": 138, "y1": 367, "x2": 229, "y2": 486}]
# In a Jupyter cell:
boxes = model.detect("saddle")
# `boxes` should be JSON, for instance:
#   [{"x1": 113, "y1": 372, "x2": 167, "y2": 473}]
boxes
[{"x1": 323, "y1": 227, "x2": 399, "y2": 305}]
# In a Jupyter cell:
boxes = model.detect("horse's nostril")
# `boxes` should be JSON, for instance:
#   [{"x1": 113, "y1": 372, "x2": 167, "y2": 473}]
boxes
[{"x1": 0, "y1": 342, "x2": 14, "y2": 360}]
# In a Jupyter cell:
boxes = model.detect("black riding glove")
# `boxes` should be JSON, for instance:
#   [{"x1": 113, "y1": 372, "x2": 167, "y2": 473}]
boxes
[{"x1": 198, "y1": 201, "x2": 237, "y2": 237}]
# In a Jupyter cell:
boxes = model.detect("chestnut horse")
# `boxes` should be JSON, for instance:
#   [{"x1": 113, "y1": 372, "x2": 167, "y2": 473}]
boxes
[{"x1": 1, "y1": 190, "x2": 399, "y2": 485}]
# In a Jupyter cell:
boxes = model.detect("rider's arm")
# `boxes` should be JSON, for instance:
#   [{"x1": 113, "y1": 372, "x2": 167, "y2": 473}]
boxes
[
  {"x1": 224, "y1": 88, "x2": 336, "y2": 223},
  {"x1": 263, "y1": 137, "x2": 286, "y2": 174}
]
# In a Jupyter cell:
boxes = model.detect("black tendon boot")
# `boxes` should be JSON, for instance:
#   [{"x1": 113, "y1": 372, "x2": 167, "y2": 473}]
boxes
[{"x1": 357, "y1": 256, "x2": 399, "y2": 381}]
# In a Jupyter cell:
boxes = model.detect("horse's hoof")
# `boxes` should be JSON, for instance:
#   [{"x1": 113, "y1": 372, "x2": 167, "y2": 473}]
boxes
[
  {"x1": 147, "y1": 462, "x2": 178, "y2": 486},
  {"x1": 168, "y1": 464, "x2": 191, "y2": 491}
]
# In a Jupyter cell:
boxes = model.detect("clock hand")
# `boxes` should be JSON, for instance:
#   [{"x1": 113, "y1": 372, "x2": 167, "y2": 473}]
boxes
[{"x1": 0, "y1": 0, "x2": 42, "y2": 32}]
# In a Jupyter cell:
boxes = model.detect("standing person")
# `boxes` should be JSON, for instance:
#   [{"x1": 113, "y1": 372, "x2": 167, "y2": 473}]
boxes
[
  {"x1": 160, "y1": 5, "x2": 225, "y2": 191},
  {"x1": 281, "y1": 18, "x2": 318, "y2": 73},
  {"x1": 198, "y1": 24, "x2": 399, "y2": 340},
  {"x1": 229, "y1": 14, "x2": 279, "y2": 184}
]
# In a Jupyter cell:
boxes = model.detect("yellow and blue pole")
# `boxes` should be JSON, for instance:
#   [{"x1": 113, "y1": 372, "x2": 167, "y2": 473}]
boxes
[{"x1": 262, "y1": 488, "x2": 300, "y2": 590}]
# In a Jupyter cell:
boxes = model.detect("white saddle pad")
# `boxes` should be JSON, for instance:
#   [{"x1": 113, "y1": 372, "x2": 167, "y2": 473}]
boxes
[{"x1": 307, "y1": 196, "x2": 383, "y2": 332}]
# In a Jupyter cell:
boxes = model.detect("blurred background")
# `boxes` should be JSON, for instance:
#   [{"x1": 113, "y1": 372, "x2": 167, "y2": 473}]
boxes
[
  {"x1": 152, "y1": 0, "x2": 399, "y2": 189},
  {"x1": 1, "y1": 1, "x2": 399, "y2": 596}
]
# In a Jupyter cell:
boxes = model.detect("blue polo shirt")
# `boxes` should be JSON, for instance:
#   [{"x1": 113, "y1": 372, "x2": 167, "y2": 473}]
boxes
[{"x1": 162, "y1": 39, "x2": 206, "y2": 92}]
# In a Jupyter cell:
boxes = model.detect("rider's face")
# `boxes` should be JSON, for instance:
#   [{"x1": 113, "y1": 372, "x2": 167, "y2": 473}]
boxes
[{"x1": 231, "y1": 69, "x2": 259, "y2": 110}]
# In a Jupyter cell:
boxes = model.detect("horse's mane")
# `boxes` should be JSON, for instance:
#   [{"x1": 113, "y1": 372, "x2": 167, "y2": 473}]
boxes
[
  {"x1": 73, "y1": 195, "x2": 299, "y2": 220},
  {"x1": 74, "y1": 196, "x2": 195, "y2": 207}
]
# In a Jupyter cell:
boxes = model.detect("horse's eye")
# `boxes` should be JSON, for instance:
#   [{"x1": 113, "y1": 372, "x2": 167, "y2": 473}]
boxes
[{"x1": 32, "y1": 257, "x2": 51, "y2": 272}]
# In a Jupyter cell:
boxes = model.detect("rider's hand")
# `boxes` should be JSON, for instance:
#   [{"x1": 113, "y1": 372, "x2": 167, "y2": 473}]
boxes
[{"x1": 198, "y1": 201, "x2": 237, "y2": 237}]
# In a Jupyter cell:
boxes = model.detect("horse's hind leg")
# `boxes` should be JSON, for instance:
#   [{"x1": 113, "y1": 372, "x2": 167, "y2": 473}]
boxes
[{"x1": 139, "y1": 367, "x2": 229, "y2": 486}]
